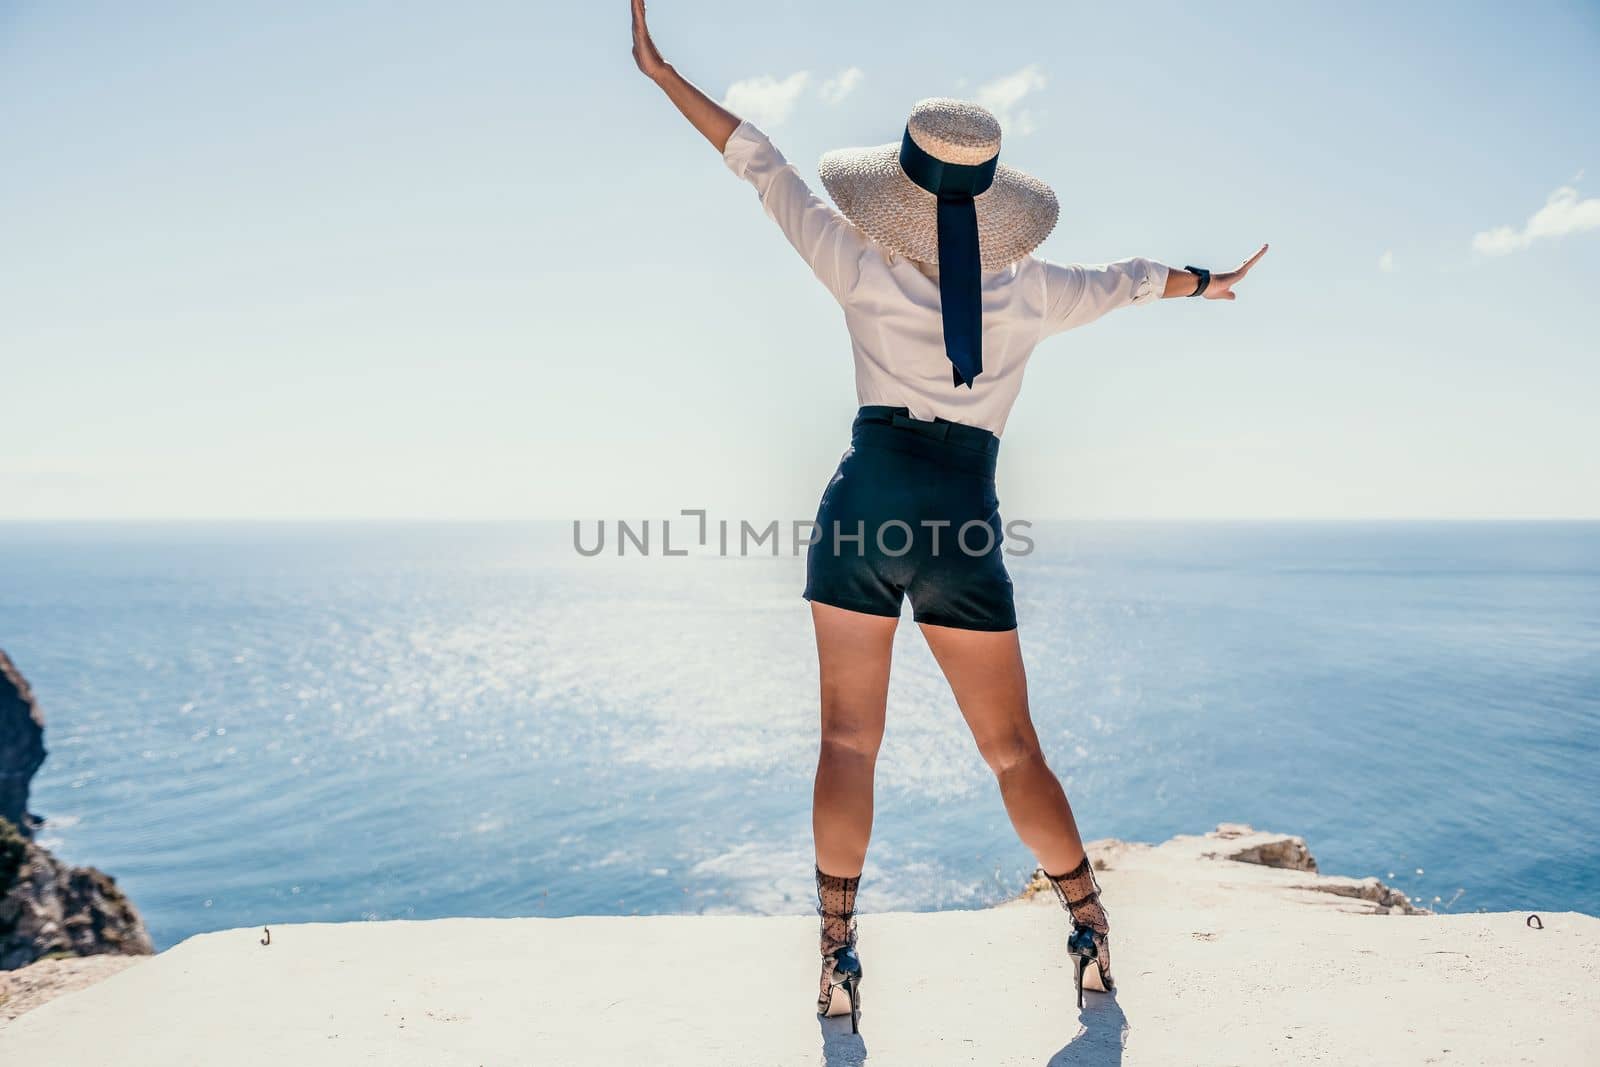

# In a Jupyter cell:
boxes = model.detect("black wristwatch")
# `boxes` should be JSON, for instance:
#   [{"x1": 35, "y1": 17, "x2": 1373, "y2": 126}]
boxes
[{"x1": 1184, "y1": 265, "x2": 1211, "y2": 298}]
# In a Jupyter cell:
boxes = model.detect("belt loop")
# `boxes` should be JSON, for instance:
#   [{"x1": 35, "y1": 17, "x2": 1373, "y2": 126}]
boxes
[{"x1": 891, "y1": 413, "x2": 950, "y2": 441}]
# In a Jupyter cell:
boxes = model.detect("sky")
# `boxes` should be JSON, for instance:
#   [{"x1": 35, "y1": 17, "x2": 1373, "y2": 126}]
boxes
[{"x1": 1, "y1": 0, "x2": 1597, "y2": 520}]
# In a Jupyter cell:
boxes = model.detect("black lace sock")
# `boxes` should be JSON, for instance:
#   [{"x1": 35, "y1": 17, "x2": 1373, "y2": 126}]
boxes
[
  {"x1": 816, "y1": 867, "x2": 860, "y2": 1012},
  {"x1": 1045, "y1": 855, "x2": 1112, "y2": 984}
]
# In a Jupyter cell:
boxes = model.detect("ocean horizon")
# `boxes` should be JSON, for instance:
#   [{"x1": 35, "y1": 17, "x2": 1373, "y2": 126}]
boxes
[{"x1": 2, "y1": 519, "x2": 1595, "y2": 950}]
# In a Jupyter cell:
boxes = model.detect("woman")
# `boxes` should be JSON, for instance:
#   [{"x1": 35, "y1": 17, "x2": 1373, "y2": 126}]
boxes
[{"x1": 630, "y1": 0, "x2": 1266, "y2": 1030}]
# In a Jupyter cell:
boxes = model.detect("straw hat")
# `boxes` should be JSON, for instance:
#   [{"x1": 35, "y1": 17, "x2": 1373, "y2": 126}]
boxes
[{"x1": 819, "y1": 98, "x2": 1059, "y2": 272}]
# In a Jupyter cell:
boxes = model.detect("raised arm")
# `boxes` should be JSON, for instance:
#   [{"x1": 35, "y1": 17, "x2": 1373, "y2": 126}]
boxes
[
  {"x1": 631, "y1": 0, "x2": 739, "y2": 152},
  {"x1": 630, "y1": 0, "x2": 867, "y2": 302}
]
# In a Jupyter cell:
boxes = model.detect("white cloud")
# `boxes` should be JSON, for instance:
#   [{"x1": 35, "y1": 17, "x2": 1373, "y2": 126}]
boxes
[
  {"x1": 1379, "y1": 250, "x2": 1396, "y2": 273},
  {"x1": 722, "y1": 71, "x2": 811, "y2": 128},
  {"x1": 975, "y1": 65, "x2": 1047, "y2": 136},
  {"x1": 1472, "y1": 185, "x2": 1600, "y2": 256},
  {"x1": 820, "y1": 67, "x2": 864, "y2": 106}
]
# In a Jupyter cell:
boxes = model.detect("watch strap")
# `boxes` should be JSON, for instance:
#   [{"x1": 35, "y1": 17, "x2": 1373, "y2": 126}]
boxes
[{"x1": 1183, "y1": 265, "x2": 1211, "y2": 298}]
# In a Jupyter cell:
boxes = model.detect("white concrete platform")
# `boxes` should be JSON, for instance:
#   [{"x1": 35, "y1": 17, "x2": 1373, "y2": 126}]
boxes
[{"x1": 3, "y1": 833, "x2": 1596, "y2": 1065}]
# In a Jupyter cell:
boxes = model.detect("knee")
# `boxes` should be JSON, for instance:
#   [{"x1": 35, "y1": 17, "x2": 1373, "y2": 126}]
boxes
[
  {"x1": 819, "y1": 705, "x2": 883, "y2": 762},
  {"x1": 977, "y1": 730, "x2": 1045, "y2": 777}
]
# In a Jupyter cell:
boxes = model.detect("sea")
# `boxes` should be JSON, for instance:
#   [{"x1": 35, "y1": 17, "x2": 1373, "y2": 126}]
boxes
[{"x1": 1, "y1": 520, "x2": 1595, "y2": 950}]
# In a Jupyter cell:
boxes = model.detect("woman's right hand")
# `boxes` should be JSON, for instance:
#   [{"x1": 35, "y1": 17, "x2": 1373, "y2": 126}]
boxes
[
  {"x1": 631, "y1": 0, "x2": 670, "y2": 81},
  {"x1": 629, "y1": 0, "x2": 740, "y2": 151}
]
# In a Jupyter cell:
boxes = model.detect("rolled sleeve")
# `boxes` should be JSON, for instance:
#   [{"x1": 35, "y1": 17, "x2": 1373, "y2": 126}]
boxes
[
  {"x1": 720, "y1": 119, "x2": 769, "y2": 181},
  {"x1": 722, "y1": 120, "x2": 864, "y2": 302},
  {"x1": 1039, "y1": 256, "x2": 1171, "y2": 338}
]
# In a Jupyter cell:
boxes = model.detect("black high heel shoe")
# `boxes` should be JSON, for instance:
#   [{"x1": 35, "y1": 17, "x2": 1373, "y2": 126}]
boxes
[
  {"x1": 819, "y1": 944, "x2": 863, "y2": 1033},
  {"x1": 1046, "y1": 857, "x2": 1114, "y2": 1010}
]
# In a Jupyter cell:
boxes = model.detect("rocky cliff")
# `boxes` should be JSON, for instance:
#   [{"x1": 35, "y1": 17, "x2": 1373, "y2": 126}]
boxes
[
  {"x1": 1, "y1": 817, "x2": 154, "y2": 970},
  {"x1": 0, "y1": 651, "x2": 45, "y2": 835},
  {"x1": 0, "y1": 650, "x2": 152, "y2": 970}
]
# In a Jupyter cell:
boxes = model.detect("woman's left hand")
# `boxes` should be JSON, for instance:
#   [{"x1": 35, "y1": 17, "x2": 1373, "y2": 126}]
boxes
[{"x1": 1205, "y1": 244, "x2": 1269, "y2": 301}]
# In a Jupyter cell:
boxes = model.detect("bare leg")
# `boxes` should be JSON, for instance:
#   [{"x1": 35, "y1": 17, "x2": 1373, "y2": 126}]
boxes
[
  {"x1": 919, "y1": 621, "x2": 1113, "y2": 986},
  {"x1": 916, "y1": 621, "x2": 1085, "y2": 877},
  {"x1": 810, "y1": 602, "x2": 897, "y2": 877}
]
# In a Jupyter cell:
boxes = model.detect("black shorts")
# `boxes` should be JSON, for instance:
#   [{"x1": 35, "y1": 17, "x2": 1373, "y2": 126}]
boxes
[{"x1": 803, "y1": 406, "x2": 1017, "y2": 632}]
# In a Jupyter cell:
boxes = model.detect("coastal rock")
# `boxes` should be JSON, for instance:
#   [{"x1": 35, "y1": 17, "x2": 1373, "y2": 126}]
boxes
[
  {"x1": 1, "y1": 817, "x2": 154, "y2": 970},
  {"x1": 1291, "y1": 873, "x2": 1428, "y2": 915},
  {"x1": 0, "y1": 651, "x2": 46, "y2": 836},
  {"x1": 1205, "y1": 823, "x2": 1319, "y2": 872},
  {"x1": 1016, "y1": 824, "x2": 1425, "y2": 914},
  {"x1": 1197, "y1": 824, "x2": 1425, "y2": 912},
  {"x1": 0, "y1": 653, "x2": 153, "y2": 969}
]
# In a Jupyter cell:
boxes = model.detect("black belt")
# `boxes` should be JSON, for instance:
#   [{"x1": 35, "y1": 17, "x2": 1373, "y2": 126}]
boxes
[{"x1": 854, "y1": 406, "x2": 1000, "y2": 457}]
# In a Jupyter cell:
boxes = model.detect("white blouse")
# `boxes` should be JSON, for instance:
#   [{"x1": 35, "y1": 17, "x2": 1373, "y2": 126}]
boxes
[{"x1": 722, "y1": 120, "x2": 1170, "y2": 436}]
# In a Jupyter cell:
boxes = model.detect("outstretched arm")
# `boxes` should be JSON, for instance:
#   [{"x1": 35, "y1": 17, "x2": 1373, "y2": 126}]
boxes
[
  {"x1": 1161, "y1": 244, "x2": 1270, "y2": 300},
  {"x1": 631, "y1": 0, "x2": 739, "y2": 152},
  {"x1": 1041, "y1": 244, "x2": 1271, "y2": 338}
]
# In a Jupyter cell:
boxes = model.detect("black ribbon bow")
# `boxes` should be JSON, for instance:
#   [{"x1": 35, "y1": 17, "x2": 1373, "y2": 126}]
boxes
[{"x1": 898, "y1": 128, "x2": 998, "y2": 388}]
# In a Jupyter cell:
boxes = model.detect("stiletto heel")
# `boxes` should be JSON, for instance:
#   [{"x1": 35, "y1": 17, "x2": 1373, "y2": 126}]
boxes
[
  {"x1": 1068, "y1": 922, "x2": 1109, "y2": 1010},
  {"x1": 821, "y1": 944, "x2": 863, "y2": 1028}
]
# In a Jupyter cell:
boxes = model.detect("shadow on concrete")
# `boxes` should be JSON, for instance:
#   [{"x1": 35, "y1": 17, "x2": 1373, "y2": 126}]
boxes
[
  {"x1": 1045, "y1": 990, "x2": 1127, "y2": 1066},
  {"x1": 817, "y1": 1013, "x2": 868, "y2": 1066}
]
